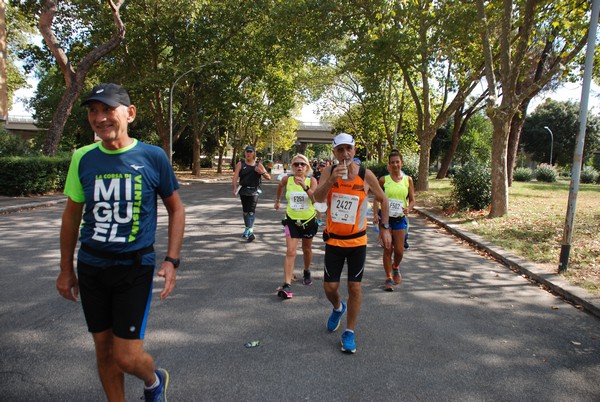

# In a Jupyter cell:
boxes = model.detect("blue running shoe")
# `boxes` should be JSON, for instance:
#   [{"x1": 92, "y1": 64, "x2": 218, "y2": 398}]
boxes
[
  {"x1": 143, "y1": 368, "x2": 169, "y2": 402},
  {"x1": 341, "y1": 330, "x2": 356, "y2": 354},
  {"x1": 241, "y1": 229, "x2": 249, "y2": 238},
  {"x1": 392, "y1": 268, "x2": 402, "y2": 285},
  {"x1": 384, "y1": 278, "x2": 394, "y2": 292},
  {"x1": 326, "y1": 300, "x2": 346, "y2": 332}
]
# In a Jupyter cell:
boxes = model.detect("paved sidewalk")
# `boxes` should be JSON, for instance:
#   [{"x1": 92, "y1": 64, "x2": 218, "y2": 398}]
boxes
[{"x1": 416, "y1": 207, "x2": 600, "y2": 319}]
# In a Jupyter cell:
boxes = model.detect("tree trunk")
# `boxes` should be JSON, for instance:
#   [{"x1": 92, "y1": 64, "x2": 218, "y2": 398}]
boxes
[
  {"x1": 506, "y1": 101, "x2": 529, "y2": 186},
  {"x1": 217, "y1": 145, "x2": 225, "y2": 173},
  {"x1": 191, "y1": 111, "x2": 206, "y2": 176},
  {"x1": 488, "y1": 111, "x2": 511, "y2": 218},
  {"x1": 416, "y1": 132, "x2": 434, "y2": 191},
  {"x1": 436, "y1": 109, "x2": 463, "y2": 179},
  {"x1": 192, "y1": 131, "x2": 201, "y2": 176},
  {"x1": 43, "y1": 81, "x2": 84, "y2": 154}
]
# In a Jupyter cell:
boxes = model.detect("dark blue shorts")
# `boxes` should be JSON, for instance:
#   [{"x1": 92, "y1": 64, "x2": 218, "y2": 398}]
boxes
[{"x1": 379, "y1": 212, "x2": 408, "y2": 230}]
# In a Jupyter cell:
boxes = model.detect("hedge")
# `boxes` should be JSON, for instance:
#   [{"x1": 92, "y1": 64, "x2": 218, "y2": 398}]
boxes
[{"x1": 0, "y1": 156, "x2": 71, "y2": 196}]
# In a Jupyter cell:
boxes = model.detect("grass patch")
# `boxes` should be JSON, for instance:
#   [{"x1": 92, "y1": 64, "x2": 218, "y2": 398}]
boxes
[{"x1": 416, "y1": 178, "x2": 600, "y2": 295}]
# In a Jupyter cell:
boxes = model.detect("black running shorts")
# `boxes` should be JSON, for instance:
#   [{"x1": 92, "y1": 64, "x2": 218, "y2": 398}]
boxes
[
  {"x1": 283, "y1": 216, "x2": 318, "y2": 239},
  {"x1": 324, "y1": 244, "x2": 367, "y2": 283},
  {"x1": 77, "y1": 261, "x2": 154, "y2": 339}
]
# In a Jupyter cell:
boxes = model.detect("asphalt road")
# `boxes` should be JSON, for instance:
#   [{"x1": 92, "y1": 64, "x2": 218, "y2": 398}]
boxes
[{"x1": 1, "y1": 179, "x2": 600, "y2": 401}]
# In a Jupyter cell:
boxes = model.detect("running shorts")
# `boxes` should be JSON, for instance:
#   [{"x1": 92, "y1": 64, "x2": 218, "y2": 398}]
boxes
[
  {"x1": 283, "y1": 216, "x2": 318, "y2": 239},
  {"x1": 324, "y1": 244, "x2": 367, "y2": 283},
  {"x1": 77, "y1": 261, "x2": 154, "y2": 339}
]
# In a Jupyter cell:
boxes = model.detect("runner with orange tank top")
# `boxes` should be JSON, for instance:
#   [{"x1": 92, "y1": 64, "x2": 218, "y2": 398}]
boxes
[{"x1": 313, "y1": 133, "x2": 392, "y2": 354}]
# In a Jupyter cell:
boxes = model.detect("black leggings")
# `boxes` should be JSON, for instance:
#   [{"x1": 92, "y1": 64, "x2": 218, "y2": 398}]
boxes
[
  {"x1": 240, "y1": 194, "x2": 259, "y2": 213},
  {"x1": 240, "y1": 194, "x2": 259, "y2": 228}
]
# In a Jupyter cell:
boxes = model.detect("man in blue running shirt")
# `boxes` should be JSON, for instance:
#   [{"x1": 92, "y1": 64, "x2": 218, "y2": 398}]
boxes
[{"x1": 56, "y1": 83, "x2": 185, "y2": 401}]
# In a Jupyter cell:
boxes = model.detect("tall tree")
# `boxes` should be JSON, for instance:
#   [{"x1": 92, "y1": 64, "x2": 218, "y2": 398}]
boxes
[
  {"x1": 39, "y1": 0, "x2": 125, "y2": 155},
  {"x1": 337, "y1": 0, "x2": 484, "y2": 190},
  {"x1": 476, "y1": 0, "x2": 591, "y2": 217}
]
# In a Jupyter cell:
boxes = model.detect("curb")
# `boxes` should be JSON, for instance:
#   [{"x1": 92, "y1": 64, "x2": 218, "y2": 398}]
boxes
[
  {"x1": 415, "y1": 206, "x2": 600, "y2": 320},
  {"x1": 0, "y1": 177, "x2": 233, "y2": 214},
  {"x1": 0, "y1": 198, "x2": 66, "y2": 214}
]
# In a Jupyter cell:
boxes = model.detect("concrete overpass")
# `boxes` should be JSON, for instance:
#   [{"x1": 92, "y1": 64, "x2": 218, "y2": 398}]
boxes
[
  {"x1": 4, "y1": 116, "x2": 331, "y2": 151},
  {"x1": 3, "y1": 115, "x2": 43, "y2": 140},
  {"x1": 295, "y1": 121, "x2": 333, "y2": 147}
]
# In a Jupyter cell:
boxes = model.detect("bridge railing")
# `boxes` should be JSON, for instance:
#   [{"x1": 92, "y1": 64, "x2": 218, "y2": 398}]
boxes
[
  {"x1": 298, "y1": 121, "x2": 331, "y2": 131},
  {"x1": 7, "y1": 115, "x2": 36, "y2": 124}
]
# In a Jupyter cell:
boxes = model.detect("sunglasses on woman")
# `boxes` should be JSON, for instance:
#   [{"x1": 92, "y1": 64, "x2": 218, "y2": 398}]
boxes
[{"x1": 292, "y1": 162, "x2": 307, "y2": 167}]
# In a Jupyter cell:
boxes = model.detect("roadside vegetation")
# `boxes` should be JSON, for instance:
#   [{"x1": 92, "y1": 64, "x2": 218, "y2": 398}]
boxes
[{"x1": 415, "y1": 178, "x2": 600, "y2": 295}]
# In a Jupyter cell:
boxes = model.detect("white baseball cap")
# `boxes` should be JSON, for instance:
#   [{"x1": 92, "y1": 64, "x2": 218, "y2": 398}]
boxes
[{"x1": 332, "y1": 133, "x2": 355, "y2": 148}]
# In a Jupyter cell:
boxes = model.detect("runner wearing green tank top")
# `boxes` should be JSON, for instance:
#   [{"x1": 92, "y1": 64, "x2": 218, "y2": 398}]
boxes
[{"x1": 373, "y1": 149, "x2": 415, "y2": 291}]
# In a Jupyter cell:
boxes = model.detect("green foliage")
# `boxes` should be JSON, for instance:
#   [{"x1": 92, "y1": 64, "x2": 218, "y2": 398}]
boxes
[
  {"x1": 365, "y1": 152, "x2": 418, "y2": 187},
  {"x1": 522, "y1": 100, "x2": 600, "y2": 166},
  {"x1": 0, "y1": 156, "x2": 70, "y2": 196},
  {"x1": 455, "y1": 113, "x2": 493, "y2": 165},
  {"x1": 534, "y1": 163, "x2": 558, "y2": 182},
  {"x1": 592, "y1": 153, "x2": 600, "y2": 172},
  {"x1": 580, "y1": 166, "x2": 599, "y2": 184},
  {"x1": 365, "y1": 160, "x2": 388, "y2": 178},
  {"x1": 5, "y1": 1, "x2": 36, "y2": 108},
  {"x1": 402, "y1": 153, "x2": 419, "y2": 183},
  {"x1": 513, "y1": 167, "x2": 533, "y2": 182},
  {"x1": 0, "y1": 129, "x2": 37, "y2": 157},
  {"x1": 451, "y1": 161, "x2": 492, "y2": 211}
]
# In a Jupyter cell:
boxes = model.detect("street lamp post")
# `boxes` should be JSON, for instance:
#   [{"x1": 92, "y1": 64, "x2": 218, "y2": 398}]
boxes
[
  {"x1": 543, "y1": 126, "x2": 554, "y2": 165},
  {"x1": 169, "y1": 61, "x2": 221, "y2": 165}
]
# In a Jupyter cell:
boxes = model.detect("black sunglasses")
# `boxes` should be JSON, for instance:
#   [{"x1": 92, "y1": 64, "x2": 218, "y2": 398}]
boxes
[{"x1": 292, "y1": 162, "x2": 307, "y2": 167}]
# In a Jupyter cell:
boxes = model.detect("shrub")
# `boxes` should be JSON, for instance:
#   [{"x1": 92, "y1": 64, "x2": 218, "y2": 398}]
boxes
[
  {"x1": 367, "y1": 152, "x2": 419, "y2": 187},
  {"x1": 535, "y1": 163, "x2": 558, "y2": 182},
  {"x1": 513, "y1": 167, "x2": 533, "y2": 182},
  {"x1": 402, "y1": 153, "x2": 419, "y2": 183},
  {"x1": 0, "y1": 129, "x2": 36, "y2": 157},
  {"x1": 451, "y1": 161, "x2": 491, "y2": 210},
  {"x1": 0, "y1": 156, "x2": 70, "y2": 196},
  {"x1": 580, "y1": 166, "x2": 599, "y2": 184},
  {"x1": 365, "y1": 160, "x2": 387, "y2": 178}
]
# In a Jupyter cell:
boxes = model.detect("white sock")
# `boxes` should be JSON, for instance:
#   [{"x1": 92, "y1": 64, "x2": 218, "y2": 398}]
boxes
[
  {"x1": 334, "y1": 303, "x2": 343, "y2": 312},
  {"x1": 144, "y1": 373, "x2": 160, "y2": 390}
]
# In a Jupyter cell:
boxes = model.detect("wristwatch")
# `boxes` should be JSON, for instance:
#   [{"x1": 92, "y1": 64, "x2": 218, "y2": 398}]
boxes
[
  {"x1": 164, "y1": 256, "x2": 180, "y2": 268},
  {"x1": 381, "y1": 223, "x2": 391, "y2": 230}
]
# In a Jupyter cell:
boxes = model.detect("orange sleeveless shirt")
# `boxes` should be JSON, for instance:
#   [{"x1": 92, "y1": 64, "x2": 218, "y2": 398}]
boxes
[{"x1": 324, "y1": 167, "x2": 368, "y2": 247}]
